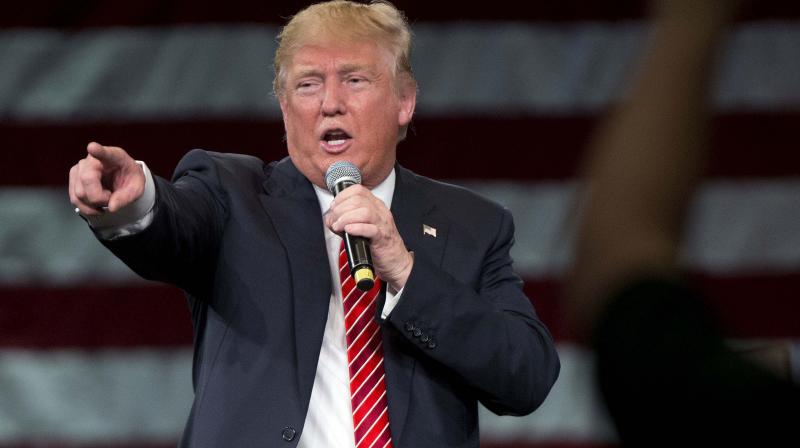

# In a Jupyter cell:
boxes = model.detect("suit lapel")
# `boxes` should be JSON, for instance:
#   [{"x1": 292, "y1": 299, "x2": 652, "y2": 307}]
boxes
[
  {"x1": 258, "y1": 157, "x2": 331, "y2": 410},
  {"x1": 392, "y1": 165, "x2": 448, "y2": 267},
  {"x1": 384, "y1": 165, "x2": 449, "y2": 444}
]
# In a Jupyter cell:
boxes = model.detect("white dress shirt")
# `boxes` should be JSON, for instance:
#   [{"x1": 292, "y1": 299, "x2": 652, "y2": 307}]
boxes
[
  {"x1": 88, "y1": 162, "x2": 403, "y2": 446},
  {"x1": 301, "y1": 169, "x2": 400, "y2": 447}
]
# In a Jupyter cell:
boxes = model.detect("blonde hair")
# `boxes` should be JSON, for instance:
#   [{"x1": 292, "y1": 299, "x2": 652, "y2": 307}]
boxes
[{"x1": 273, "y1": 0, "x2": 415, "y2": 96}]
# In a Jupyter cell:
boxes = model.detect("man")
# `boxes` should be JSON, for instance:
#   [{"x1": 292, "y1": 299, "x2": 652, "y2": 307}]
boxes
[
  {"x1": 69, "y1": 1, "x2": 559, "y2": 447},
  {"x1": 566, "y1": 0, "x2": 799, "y2": 445}
]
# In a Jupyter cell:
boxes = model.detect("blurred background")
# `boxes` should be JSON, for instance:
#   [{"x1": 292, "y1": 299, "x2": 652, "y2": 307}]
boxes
[{"x1": 1, "y1": 1, "x2": 799, "y2": 447}]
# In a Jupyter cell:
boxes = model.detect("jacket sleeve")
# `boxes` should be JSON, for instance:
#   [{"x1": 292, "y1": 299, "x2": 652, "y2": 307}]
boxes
[
  {"x1": 386, "y1": 206, "x2": 560, "y2": 416},
  {"x1": 98, "y1": 149, "x2": 229, "y2": 296}
]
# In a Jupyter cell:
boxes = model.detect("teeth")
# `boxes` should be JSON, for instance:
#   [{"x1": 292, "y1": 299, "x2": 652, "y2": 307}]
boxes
[{"x1": 327, "y1": 139, "x2": 347, "y2": 146}]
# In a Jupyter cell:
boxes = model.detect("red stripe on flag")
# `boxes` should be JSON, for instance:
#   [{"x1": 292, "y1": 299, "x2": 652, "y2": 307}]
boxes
[
  {"x1": 4, "y1": 0, "x2": 800, "y2": 28},
  {"x1": 2, "y1": 272, "x2": 798, "y2": 349},
  {"x1": 0, "y1": 284, "x2": 192, "y2": 349},
  {"x1": 3, "y1": 113, "x2": 799, "y2": 186},
  {"x1": 692, "y1": 272, "x2": 800, "y2": 339},
  {"x1": 527, "y1": 272, "x2": 800, "y2": 341}
]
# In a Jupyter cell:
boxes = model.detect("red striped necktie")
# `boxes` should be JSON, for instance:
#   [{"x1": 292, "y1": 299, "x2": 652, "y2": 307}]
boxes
[{"x1": 338, "y1": 241, "x2": 394, "y2": 448}]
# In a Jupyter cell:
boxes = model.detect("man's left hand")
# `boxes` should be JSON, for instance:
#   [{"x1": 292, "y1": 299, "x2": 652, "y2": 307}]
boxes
[{"x1": 325, "y1": 184, "x2": 414, "y2": 290}]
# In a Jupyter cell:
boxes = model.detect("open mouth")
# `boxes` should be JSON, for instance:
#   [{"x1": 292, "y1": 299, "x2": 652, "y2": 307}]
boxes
[{"x1": 321, "y1": 129, "x2": 352, "y2": 147}]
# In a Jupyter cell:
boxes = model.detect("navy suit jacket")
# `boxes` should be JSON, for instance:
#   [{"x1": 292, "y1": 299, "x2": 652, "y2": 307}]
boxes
[{"x1": 102, "y1": 150, "x2": 559, "y2": 447}]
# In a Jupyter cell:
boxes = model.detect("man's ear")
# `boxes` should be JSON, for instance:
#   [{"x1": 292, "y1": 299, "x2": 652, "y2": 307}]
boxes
[
  {"x1": 397, "y1": 76, "x2": 417, "y2": 127},
  {"x1": 277, "y1": 93, "x2": 288, "y2": 117}
]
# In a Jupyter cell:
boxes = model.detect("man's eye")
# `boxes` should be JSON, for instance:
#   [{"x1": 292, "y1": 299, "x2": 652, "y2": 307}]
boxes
[{"x1": 295, "y1": 81, "x2": 320, "y2": 93}]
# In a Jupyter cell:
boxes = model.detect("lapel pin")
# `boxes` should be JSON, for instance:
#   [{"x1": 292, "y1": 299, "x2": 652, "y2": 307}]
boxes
[{"x1": 423, "y1": 224, "x2": 437, "y2": 238}]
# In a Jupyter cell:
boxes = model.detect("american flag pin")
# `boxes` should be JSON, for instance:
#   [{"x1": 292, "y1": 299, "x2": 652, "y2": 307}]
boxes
[{"x1": 423, "y1": 224, "x2": 437, "y2": 238}]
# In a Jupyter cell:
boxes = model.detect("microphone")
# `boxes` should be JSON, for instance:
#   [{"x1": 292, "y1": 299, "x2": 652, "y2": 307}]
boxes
[{"x1": 325, "y1": 161, "x2": 375, "y2": 291}]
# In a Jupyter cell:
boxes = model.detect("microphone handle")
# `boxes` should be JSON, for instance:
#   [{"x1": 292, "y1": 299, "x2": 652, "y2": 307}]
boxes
[
  {"x1": 343, "y1": 233, "x2": 375, "y2": 291},
  {"x1": 333, "y1": 180, "x2": 376, "y2": 291}
]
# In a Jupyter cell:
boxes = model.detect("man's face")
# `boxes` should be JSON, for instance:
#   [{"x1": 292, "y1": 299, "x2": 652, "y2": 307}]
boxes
[{"x1": 278, "y1": 38, "x2": 416, "y2": 189}]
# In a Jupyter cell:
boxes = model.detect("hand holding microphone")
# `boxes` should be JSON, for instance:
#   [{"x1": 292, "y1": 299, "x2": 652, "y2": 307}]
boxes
[
  {"x1": 326, "y1": 161, "x2": 375, "y2": 291},
  {"x1": 325, "y1": 161, "x2": 414, "y2": 292}
]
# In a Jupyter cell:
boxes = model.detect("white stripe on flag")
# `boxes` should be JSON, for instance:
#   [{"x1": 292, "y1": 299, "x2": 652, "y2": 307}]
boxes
[
  {"x1": 0, "y1": 349, "x2": 193, "y2": 443},
  {"x1": 0, "y1": 344, "x2": 622, "y2": 445},
  {"x1": 2, "y1": 23, "x2": 800, "y2": 120},
  {"x1": 3, "y1": 180, "x2": 798, "y2": 286}
]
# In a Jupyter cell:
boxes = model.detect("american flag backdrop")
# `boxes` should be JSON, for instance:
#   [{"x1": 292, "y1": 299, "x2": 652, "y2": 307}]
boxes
[{"x1": 1, "y1": 1, "x2": 799, "y2": 447}]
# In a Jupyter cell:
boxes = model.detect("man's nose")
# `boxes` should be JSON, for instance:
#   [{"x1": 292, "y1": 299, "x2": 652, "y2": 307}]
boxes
[{"x1": 321, "y1": 82, "x2": 346, "y2": 116}]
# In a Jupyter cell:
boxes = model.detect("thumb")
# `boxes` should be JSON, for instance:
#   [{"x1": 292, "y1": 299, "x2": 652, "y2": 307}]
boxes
[{"x1": 106, "y1": 179, "x2": 144, "y2": 213}]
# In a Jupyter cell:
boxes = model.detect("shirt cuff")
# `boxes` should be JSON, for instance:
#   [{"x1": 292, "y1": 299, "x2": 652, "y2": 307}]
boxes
[
  {"x1": 88, "y1": 161, "x2": 156, "y2": 240},
  {"x1": 381, "y1": 287, "x2": 403, "y2": 319}
]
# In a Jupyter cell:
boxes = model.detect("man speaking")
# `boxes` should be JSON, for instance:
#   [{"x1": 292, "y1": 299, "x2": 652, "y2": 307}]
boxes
[{"x1": 68, "y1": 1, "x2": 559, "y2": 446}]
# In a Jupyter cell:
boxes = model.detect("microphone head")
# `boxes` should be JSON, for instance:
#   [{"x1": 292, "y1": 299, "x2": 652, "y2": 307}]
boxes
[{"x1": 325, "y1": 161, "x2": 362, "y2": 193}]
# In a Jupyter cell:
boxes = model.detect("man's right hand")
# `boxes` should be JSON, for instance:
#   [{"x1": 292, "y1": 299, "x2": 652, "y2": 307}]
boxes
[{"x1": 69, "y1": 142, "x2": 145, "y2": 217}]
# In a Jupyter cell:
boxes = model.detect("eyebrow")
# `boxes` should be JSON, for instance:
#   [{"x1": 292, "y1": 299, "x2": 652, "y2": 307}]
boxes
[
  {"x1": 293, "y1": 68, "x2": 324, "y2": 79},
  {"x1": 292, "y1": 64, "x2": 376, "y2": 80},
  {"x1": 337, "y1": 63, "x2": 372, "y2": 75}
]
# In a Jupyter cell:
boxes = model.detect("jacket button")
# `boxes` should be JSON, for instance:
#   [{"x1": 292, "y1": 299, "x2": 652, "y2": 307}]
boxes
[
  {"x1": 413, "y1": 328, "x2": 422, "y2": 337},
  {"x1": 420, "y1": 334, "x2": 430, "y2": 343},
  {"x1": 404, "y1": 321, "x2": 415, "y2": 332},
  {"x1": 281, "y1": 427, "x2": 296, "y2": 442},
  {"x1": 427, "y1": 339, "x2": 437, "y2": 349}
]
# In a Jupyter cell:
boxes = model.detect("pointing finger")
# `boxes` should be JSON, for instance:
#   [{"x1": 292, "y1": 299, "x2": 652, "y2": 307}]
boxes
[{"x1": 86, "y1": 142, "x2": 128, "y2": 168}]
